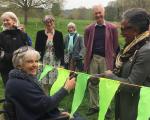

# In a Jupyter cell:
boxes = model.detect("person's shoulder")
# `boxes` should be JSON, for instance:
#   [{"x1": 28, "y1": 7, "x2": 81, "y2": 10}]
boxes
[
  {"x1": 64, "y1": 34, "x2": 69, "y2": 38},
  {"x1": 141, "y1": 38, "x2": 150, "y2": 51},
  {"x1": 0, "y1": 31, "x2": 4, "y2": 37},
  {"x1": 85, "y1": 23, "x2": 95, "y2": 30},
  {"x1": 55, "y1": 29, "x2": 63, "y2": 34},
  {"x1": 6, "y1": 78, "x2": 23, "y2": 91},
  {"x1": 105, "y1": 22, "x2": 118, "y2": 29},
  {"x1": 77, "y1": 34, "x2": 83, "y2": 39},
  {"x1": 37, "y1": 30, "x2": 45, "y2": 34}
]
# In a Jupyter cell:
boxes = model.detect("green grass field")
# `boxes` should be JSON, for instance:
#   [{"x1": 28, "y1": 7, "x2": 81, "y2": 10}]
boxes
[{"x1": 0, "y1": 17, "x2": 124, "y2": 120}]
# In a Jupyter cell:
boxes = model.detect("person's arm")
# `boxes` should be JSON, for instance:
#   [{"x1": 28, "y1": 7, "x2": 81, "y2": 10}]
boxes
[
  {"x1": 35, "y1": 31, "x2": 41, "y2": 52},
  {"x1": 35, "y1": 31, "x2": 43, "y2": 61},
  {"x1": 0, "y1": 33, "x2": 12, "y2": 61},
  {"x1": 64, "y1": 35, "x2": 68, "y2": 53},
  {"x1": 112, "y1": 27, "x2": 120, "y2": 57},
  {"x1": 27, "y1": 35, "x2": 32, "y2": 46},
  {"x1": 59, "y1": 32, "x2": 65, "y2": 66},
  {"x1": 104, "y1": 47, "x2": 150, "y2": 85},
  {"x1": 79, "y1": 36, "x2": 86, "y2": 59},
  {"x1": 8, "y1": 77, "x2": 75, "y2": 114},
  {"x1": 84, "y1": 27, "x2": 90, "y2": 48}
]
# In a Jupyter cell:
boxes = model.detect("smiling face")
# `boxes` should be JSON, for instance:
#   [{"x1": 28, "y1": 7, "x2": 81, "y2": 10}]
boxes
[
  {"x1": 93, "y1": 5, "x2": 105, "y2": 25},
  {"x1": 120, "y1": 19, "x2": 139, "y2": 45},
  {"x1": 2, "y1": 17, "x2": 16, "y2": 29},
  {"x1": 21, "y1": 54, "x2": 39, "y2": 76}
]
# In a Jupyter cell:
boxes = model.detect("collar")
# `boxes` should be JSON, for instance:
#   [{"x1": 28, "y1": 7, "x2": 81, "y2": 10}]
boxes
[
  {"x1": 95, "y1": 21, "x2": 106, "y2": 27},
  {"x1": 45, "y1": 29, "x2": 55, "y2": 35}
]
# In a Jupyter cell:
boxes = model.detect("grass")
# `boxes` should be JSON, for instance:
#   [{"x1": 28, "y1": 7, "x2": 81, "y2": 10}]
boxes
[{"x1": 0, "y1": 17, "x2": 124, "y2": 120}]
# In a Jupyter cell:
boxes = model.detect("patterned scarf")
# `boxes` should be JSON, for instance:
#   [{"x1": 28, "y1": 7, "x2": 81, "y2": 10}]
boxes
[{"x1": 113, "y1": 31, "x2": 150, "y2": 75}]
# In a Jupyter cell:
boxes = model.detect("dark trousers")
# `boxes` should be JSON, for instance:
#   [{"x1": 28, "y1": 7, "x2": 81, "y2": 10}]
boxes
[
  {"x1": 1, "y1": 71, "x2": 9, "y2": 86},
  {"x1": 64, "y1": 59, "x2": 83, "y2": 72}
]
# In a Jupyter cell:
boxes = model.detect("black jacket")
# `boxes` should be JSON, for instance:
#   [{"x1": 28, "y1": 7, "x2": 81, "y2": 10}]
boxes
[
  {"x1": 0, "y1": 28, "x2": 30, "y2": 72},
  {"x1": 6, "y1": 69, "x2": 68, "y2": 120},
  {"x1": 35, "y1": 30, "x2": 64, "y2": 64}
]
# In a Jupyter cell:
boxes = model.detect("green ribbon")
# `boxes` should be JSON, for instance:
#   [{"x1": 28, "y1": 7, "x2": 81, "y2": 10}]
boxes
[
  {"x1": 38, "y1": 65, "x2": 54, "y2": 81},
  {"x1": 70, "y1": 73, "x2": 90, "y2": 116},
  {"x1": 98, "y1": 78, "x2": 120, "y2": 120},
  {"x1": 137, "y1": 87, "x2": 150, "y2": 120},
  {"x1": 50, "y1": 68, "x2": 70, "y2": 95}
]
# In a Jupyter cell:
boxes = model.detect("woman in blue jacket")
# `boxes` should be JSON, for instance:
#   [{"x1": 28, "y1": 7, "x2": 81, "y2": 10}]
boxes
[{"x1": 6, "y1": 46, "x2": 76, "y2": 120}]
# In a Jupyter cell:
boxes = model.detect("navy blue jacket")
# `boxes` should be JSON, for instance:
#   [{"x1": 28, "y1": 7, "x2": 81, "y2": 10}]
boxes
[
  {"x1": 6, "y1": 69, "x2": 68, "y2": 120},
  {"x1": 0, "y1": 29, "x2": 30, "y2": 72}
]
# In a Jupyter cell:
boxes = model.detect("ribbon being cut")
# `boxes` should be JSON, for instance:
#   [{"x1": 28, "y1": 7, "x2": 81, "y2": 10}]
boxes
[{"x1": 39, "y1": 65, "x2": 150, "y2": 120}]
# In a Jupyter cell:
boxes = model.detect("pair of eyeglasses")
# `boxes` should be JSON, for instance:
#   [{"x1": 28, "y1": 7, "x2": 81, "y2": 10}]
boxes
[{"x1": 13, "y1": 46, "x2": 34, "y2": 57}]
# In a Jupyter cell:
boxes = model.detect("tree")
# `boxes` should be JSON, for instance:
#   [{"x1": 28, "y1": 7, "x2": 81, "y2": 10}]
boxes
[
  {"x1": 51, "y1": 2, "x2": 61, "y2": 16},
  {"x1": 2, "y1": 0, "x2": 54, "y2": 25},
  {"x1": 106, "y1": 0, "x2": 150, "y2": 21}
]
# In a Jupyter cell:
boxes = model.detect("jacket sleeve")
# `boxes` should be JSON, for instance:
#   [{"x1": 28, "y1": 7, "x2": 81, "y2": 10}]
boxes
[
  {"x1": 112, "y1": 27, "x2": 120, "y2": 56},
  {"x1": 35, "y1": 31, "x2": 43, "y2": 61},
  {"x1": 35, "y1": 31, "x2": 41, "y2": 52},
  {"x1": 79, "y1": 36, "x2": 86, "y2": 58},
  {"x1": 106, "y1": 47, "x2": 150, "y2": 86},
  {"x1": 84, "y1": 27, "x2": 90, "y2": 48},
  {"x1": 0, "y1": 33, "x2": 12, "y2": 61},
  {"x1": 64, "y1": 35, "x2": 68, "y2": 53},
  {"x1": 59, "y1": 32, "x2": 65, "y2": 66},
  {"x1": 8, "y1": 80, "x2": 68, "y2": 114}
]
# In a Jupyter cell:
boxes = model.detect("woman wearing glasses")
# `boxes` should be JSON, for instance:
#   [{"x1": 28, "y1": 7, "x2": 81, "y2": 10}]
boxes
[
  {"x1": 101, "y1": 8, "x2": 150, "y2": 120},
  {"x1": 5, "y1": 46, "x2": 76, "y2": 120},
  {"x1": 0, "y1": 12, "x2": 31, "y2": 86},
  {"x1": 35, "y1": 15, "x2": 64, "y2": 95}
]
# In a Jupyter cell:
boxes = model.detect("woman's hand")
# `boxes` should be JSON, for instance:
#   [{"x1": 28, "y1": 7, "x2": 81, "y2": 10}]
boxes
[
  {"x1": 100, "y1": 70, "x2": 113, "y2": 78},
  {"x1": 64, "y1": 77, "x2": 76, "y2": 92}
]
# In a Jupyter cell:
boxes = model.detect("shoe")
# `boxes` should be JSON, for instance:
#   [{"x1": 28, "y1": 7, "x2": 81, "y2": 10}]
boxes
[{"x1": 86, "y1": 107, "x2": 99, "y2": 116}]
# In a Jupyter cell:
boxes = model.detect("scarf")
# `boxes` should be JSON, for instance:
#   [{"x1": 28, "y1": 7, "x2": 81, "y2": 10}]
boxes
[{"x1": 113, "y1": 31, "x2": 150, "y2": 75}]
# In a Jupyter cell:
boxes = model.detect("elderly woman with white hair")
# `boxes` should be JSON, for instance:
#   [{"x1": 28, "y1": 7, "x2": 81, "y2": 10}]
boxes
[
  {"x1": 5, "y1": 46, "x2": 76, "y2": 120},
  {"x1": 35, "y1": 15, "x2": 64, "y2": 95},
  {"x1": 64, "y1": 22, "x2": 85, "y2": 71},
  {"x1": 0, "y1": 11, "x2": 31, "y2": 86}
]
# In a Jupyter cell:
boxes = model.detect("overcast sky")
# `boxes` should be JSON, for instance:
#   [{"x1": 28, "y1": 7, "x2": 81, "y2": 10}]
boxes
[{"x1": 64, "y1": 0, "x2": 114, "y2": 10}]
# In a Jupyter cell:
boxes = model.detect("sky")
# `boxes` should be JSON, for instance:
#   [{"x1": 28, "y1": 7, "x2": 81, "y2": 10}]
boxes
[{"x1": 64, "y1": 0, "x2": 114, "y2": 10}]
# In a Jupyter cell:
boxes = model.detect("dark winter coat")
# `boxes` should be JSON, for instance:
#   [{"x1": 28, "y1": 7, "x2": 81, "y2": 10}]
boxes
[
  {"x1": 35, "y1": 30, "x2": 64, "y2": 64},
  {"x1": 0, "y1": 28, "x2": 30, "y2": 73},
  {"x1": 6, "y1": 69, "x2": 68, "y2": 120}
]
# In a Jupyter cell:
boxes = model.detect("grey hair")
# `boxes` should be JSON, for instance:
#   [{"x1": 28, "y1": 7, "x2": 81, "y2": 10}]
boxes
[
  {"x1": 67, "y1": 22, "x2": 76, "y2": 29},
  {"x1": 12, "y1": 46, "x2": 40, "y2": 69},
  {"x1": 43, "y1": 15, "x2": 55, "y2": 24},
  {"x1": 122, "y1": 8, "x2": 150, "y2": 33},
  {"x1": 93, "y1": 4, "x2": 105, "y2": 13},
  {"x1": 1, "y1": 11, "x2": 20, "y2": 30}
]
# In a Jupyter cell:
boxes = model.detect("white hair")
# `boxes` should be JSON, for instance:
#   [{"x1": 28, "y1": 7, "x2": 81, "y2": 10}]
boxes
[
  {"x1": 12, "y1": 46, "x2": 40, "y2": 69},
  {"x1": 67, "y1": 22, "x2": 76, "y2": 29},
  {"x1": 43, "y1": 15, "x2": 55, "y2": 23},
  {"x1": 1, "y1": 11, "x2": 20, "y2": 30},
  {"x1": 93, "y1": 4, "x2": 105, "y2": 13}
]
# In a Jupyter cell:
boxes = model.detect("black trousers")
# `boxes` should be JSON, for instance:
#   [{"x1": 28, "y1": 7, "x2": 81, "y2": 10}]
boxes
[{"x1": 1, "y1": 71, "x2": 9, "y2": 86}]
